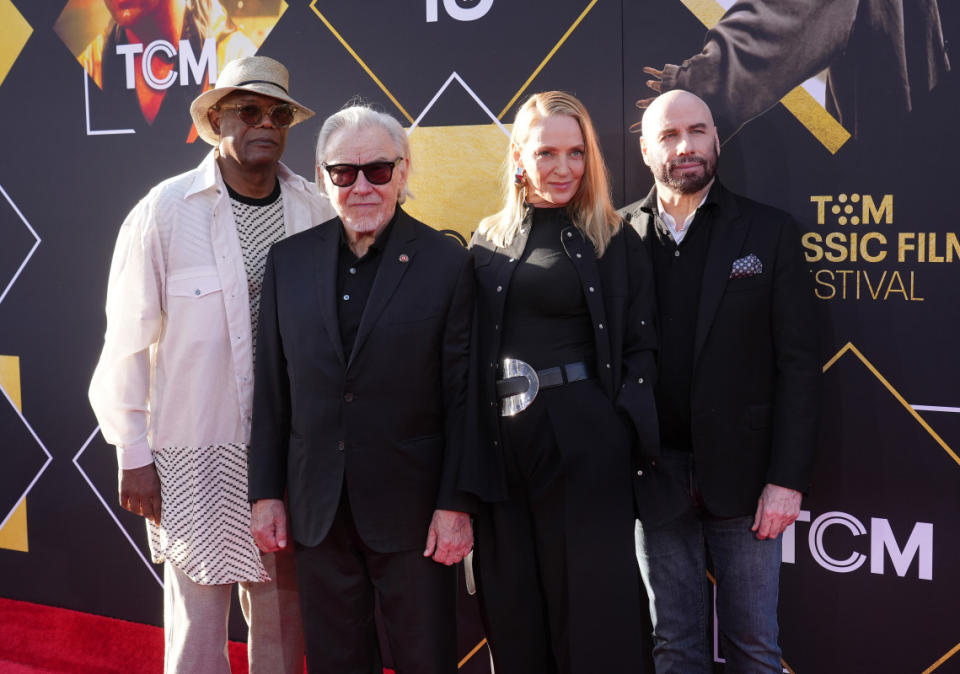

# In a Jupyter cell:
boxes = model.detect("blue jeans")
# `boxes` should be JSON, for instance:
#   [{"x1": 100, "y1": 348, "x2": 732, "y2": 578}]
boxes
[{"x1": 635, "y1": 510, "x2": 783, "y2": 673}]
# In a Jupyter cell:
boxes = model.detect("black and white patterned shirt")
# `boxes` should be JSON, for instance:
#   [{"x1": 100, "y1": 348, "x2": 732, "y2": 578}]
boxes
[{"x1": 227, "y1": 180, "x2": 285, "y2": 360}]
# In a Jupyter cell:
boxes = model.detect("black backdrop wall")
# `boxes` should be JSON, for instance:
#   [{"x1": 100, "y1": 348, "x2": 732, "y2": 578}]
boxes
[{"x1": 1, "y1": 1, "x2": 958, "y2": 672}]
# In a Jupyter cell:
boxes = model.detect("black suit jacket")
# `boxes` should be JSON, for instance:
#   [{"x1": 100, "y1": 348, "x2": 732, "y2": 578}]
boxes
[
  {"x1": 248, "y1": 208, "x2": 475, "y2": 551},
  {"x1": 621, "y1": 183, "x2": 821, "y2": 524},
  {"x1": 458, "y1": 208, "x2": 659, "y2": 502}
]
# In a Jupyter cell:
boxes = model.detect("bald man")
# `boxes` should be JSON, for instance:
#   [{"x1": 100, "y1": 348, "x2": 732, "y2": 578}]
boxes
[{"x1": 620, "y1": 90, "x2": 821, "y2": 672}]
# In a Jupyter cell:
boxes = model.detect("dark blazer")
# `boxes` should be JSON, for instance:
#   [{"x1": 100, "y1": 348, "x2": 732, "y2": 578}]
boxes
[
  {"x1": 248, "y1": 208, "x2": 475, "y2": 551},
  {"x1": 458, "y1": 207, "x2": 659, "y2": 502},
  {"x1": 621, "y1": 183, "x2": 822, "y2": 524}
]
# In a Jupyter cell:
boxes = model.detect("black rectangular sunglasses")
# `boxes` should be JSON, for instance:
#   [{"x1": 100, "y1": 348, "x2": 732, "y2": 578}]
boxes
[{"x1": 321, "y1": 158, "x2": 402, "y2": 187}]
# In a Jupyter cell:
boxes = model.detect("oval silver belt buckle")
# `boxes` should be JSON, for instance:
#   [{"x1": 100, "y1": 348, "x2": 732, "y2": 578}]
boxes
[{"x1": 500, "y1": 358, "x2": 539, "y2": 417}]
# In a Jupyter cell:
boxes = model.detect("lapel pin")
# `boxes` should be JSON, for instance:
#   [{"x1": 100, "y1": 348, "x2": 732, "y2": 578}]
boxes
[{"x1": 398, "y1": 254, "x2": 409, "y2": 263}]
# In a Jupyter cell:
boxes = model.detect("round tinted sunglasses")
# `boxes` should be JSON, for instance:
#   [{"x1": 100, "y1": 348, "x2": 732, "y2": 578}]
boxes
[
  {"x1": 219, "y1": 102, "x2": 297, "y2": 129},
  {"x1": 321, "y1": 158, "x2": 403, "y2": 187}
]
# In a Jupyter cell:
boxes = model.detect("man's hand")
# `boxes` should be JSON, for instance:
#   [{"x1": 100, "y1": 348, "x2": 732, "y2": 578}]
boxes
[
  {"x1": 251, "y1": 498, "x2": 289, "y2": 553},
  {"x1": 636, "y1": 66, "x2": 668, "y2": 108},
  {"x1": 751, "y1": 483, "x2": 802, "y2": 540},
  {"x1": 423, "y1": 509, "x2": 472, "y2": 566},
  {"x1": 119, "y1": 464, "x2": 162, "y2": 525}
]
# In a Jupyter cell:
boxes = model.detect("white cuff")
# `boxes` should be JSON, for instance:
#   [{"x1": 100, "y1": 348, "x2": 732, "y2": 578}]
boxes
[{"x1": 117, "y1": 439, "x2": 154, "y2": 470}]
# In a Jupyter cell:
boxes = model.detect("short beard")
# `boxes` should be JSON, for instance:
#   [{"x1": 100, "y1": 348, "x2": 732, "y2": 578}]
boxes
[
  {"x1": 657, "y1": 152, "x2": 718, "y2": 194},
  {"x1": 342, "y1": 216, "x2": 382, "y2": 234}
]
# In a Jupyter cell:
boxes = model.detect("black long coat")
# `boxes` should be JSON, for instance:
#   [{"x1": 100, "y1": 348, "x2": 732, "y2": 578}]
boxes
[
  {"x1": 458, "y1": 208, "x2": 660, "y2": 502},
  {"x1": 458, "y1": 207, "x2": 660, "y2": 671}
]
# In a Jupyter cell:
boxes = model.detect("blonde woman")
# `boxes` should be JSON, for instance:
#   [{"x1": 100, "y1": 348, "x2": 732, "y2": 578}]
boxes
[{"x1": 459, "y1": 91, "x2": 660, "y2": 672}]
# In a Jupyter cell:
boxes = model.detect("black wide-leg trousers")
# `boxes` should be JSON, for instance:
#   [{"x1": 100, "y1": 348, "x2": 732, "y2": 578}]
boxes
[{"x1": 475, "y1": 380, "x2": 646, "y2": 674}]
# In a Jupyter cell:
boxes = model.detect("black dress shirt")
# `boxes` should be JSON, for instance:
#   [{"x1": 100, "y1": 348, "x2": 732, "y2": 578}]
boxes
[{"x1": 336, "y1": 214, "x2": 397, "y2": 357}]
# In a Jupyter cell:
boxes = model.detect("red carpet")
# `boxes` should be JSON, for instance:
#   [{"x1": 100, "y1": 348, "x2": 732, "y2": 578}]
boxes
[
  {"x1": 0, "y1": 597, "x2": 247, "y2": 673},
  {"x1": 0, "y1": 598, "x2": 399, "y2": 673}
]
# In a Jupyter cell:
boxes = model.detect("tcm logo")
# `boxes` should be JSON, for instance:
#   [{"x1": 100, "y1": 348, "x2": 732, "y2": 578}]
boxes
[
  {"x1": 116, "y1": 38, "x2": 217, "y2": 91},
  {"x1": 782, "y1": 511, "x2": 933, "y2": 580},
  {"x1": 810, "y1": 193, "x2": 893, "y2": 226},
  {"x1": 426, "y1": 0, "x2": 493, "y2": 22}
]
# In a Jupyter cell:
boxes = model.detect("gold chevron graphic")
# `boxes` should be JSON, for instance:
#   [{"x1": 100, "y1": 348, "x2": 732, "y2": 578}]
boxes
[
  {"x1": 309, "y1": 1, "x2": 414, "y2": 123},
  {"x1": 0, "y1": 0, "x2": 32, "y2": 87},
  {"x1": 310, "y1": 0, "x2": 598, "y2": 127},
  {"x1": 823, "y1": 342, "x2": 958, "y2": 672},
  {"x1": 823, "y1": 342, "x2": 959, "y2": 466},
  {"x1": 925, "y1": 641, "x2": 960, "y2": 673},
  {"x1": 498, "y1": 0, "x2": 598, "y2": 119},
  {"x1": 458, "y1": 638, "x2": 487, "y2": 669},
  {"x1": 0, "y1": 355, "x2": 28, "y2": 551}
]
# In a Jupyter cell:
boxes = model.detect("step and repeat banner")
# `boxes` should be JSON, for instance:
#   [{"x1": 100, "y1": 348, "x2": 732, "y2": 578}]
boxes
[{"x1": 1, "y1": 1, "x2": 958, "y2": 671}]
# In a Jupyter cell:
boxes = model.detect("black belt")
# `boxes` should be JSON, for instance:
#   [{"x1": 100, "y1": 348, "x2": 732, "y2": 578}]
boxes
[
  {"x1": 496, "y1": 361, "x2": 593, "y2": 398},
  {"x1": 495, "y1": 359, "x2": 594, "y2": 416}
]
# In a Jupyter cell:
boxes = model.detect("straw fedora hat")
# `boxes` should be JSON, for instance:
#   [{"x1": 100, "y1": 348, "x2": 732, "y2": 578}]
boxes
[{"x1": 190, "y1": 55, "x2": 315, "y2": 146}]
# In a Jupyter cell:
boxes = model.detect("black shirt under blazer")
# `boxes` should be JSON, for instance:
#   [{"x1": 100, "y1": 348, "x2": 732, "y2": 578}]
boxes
[
  {"x1": 248, "y1": 208, "x2": 475, "y2": 551},
  {"x1": 458, "y1": 207, "x2": 659, "y2": 502},
  {"x1": 621, "y1": 182, "x2": 822, "y2": 524}
]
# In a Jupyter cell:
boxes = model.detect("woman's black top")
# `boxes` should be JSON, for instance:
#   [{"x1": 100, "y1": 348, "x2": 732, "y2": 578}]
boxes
[{"x1": 498, "y1": 207, "x2": 596, "y2": 370}]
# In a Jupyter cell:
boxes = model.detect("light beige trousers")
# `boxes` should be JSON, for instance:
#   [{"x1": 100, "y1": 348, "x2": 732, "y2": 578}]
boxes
[{"x1": 163, "y1": 551, "x2": 303, "y2": 674}]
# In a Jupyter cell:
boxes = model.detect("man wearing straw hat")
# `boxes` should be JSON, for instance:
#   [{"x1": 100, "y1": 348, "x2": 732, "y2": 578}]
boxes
[{"x1": 89, "y1": 55, "x2": 334, "y2": 673}]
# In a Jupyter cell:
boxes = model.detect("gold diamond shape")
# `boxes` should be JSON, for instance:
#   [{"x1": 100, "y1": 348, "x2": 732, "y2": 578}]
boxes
[
  {"x1": 0, "y1": 0, "x2": 32, "y2": 87},
  {"x1": 404, "y1": 124, "x2": 511, "y2": 242}
]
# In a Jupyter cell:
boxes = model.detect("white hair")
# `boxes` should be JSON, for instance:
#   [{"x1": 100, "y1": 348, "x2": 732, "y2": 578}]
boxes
[{"x1": 315, "y1": 104, "x2": 413, "y2": 203}]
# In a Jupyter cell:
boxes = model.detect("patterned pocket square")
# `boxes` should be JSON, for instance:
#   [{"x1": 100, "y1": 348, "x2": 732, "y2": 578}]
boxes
[{"x1": 730, "y1": 253, "x2": 763, "y2": 279}]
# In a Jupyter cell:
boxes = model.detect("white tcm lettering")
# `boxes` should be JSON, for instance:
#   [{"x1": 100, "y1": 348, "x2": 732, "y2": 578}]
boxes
[
  {"x1": 782, "y1": 510, "x2": 933, "y2": 580},
  {"x1": 426, "y1": 0, "x2": 493, "y2": 22},
  {"x1": 115, "y1": 37, "x2": 217, "y2": 90}
]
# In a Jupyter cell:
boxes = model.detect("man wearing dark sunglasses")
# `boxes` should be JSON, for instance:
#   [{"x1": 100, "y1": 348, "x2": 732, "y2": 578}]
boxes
[
  {"x1": 249, "y1": 104, "x2": 476, "y2": 673},
  {"x1": 89, "y1": 55, "x2": 333, "y2": 673}
]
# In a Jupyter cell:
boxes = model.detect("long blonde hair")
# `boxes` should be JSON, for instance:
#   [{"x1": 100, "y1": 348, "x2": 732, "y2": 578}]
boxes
[{"x1": 476, "y1": 91, "x2": 620, "y2": 256}]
